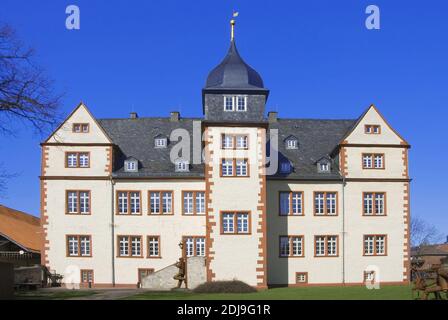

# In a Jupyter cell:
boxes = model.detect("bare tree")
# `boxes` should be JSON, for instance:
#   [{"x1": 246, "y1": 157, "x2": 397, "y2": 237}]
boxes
[
  {"x1": 0, "y1": 22, "x2": 61, "y2": 196},
  {"x1": 410, "y1": 216, "x2": 443, "y2": 248}
]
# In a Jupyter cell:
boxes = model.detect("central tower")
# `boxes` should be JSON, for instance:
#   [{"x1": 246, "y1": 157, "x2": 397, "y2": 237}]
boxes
[
  {"x1": 202, "y1": 18, "x2": 269, "y2": 122},
  {"x1": 203, "y1": 17, "x2": 268, "y2": 288}
]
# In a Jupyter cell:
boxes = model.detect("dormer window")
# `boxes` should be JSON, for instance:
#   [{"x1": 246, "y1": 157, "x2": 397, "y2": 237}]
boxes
[
  {"x1": 223, "y1": 96, "x2": 247, "y2": 112},
  {"x1": 319, "y1": 163, "x2": 329, "y2": 172},
  {"x1": 317, "y1": 157, "x2": 331, "y2": 173},
  {"x1": 285, "y1": 136, "x2": 299, "y2": 150},
  {"x1": 124, "y1": 158, "x2": 138, "y2": 172},
  {"x1": 175, "y1": 159, "x2": 189, "y2": 172},
  {"x1": 280, "y1": 161, "x2": 292, "y2": 174},
  {"x1": 154, "y1": 136, "x2": 167, "y2": 148}
]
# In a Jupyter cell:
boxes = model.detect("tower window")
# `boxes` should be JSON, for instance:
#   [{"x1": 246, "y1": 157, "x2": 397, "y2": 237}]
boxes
[
  {"x1": 224, "y1": 96, "x2": 234, "y2": 111},
  {"x1": 236, "y1": 96, "x2": 247, "y2": 111},
  {"x1": 223, "y1": 96, "x2": 247, "y2": 111}
]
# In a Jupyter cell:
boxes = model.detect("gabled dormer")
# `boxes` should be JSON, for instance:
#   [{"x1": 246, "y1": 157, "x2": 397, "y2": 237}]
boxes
[
  {"x1": 284, "y1": 135, "x2": 299, "y2": 150},
  {"x1": 316, "y1": 156, "x2": 331, "y2": 173},
  {"x1": 154, "y1": 134, "x2": 168, "y2": 148},
  {"x1": 124, "y1": 156, "x2": 139, "y2": 172}
]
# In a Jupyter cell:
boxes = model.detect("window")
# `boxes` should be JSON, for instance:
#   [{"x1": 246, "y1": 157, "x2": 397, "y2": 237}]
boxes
[
  {"x1": 147, "y1": 236, "x2": 160, "y2": 258},
  {"x1": 286, "y1": 139, "x2": 298, "y2": 149},
  {"x1": 149, "y1": 191, "x2": 173, "y2": 215},
  {"x1": 363, "y1": 192, "x2": 386, "y2": 216},
  {"x1": 66, "y1": 152, "x2": 90, "y2": 168},
  {"x1": 365, "y1": 125, "x2": 381, "y2": 134},
  {"x1": 183, "y1": 236, "x2": 206, "y2": 257},
  {"x1": 279, "y1": 192, "x2": 304, "y2": 216},
  {"x1": 224, "y1": 96, "x2": 234, "y2": 111},
  {"x1": 138, "y1": 269, "x2": 154, "y2": 283},
  {"x1": 362, "y1": 154, "x2": 384, "y2": 169},
  {"x1": 314, "y1": 192, "x2": 338, "y2": 216},
  {"x1": 317, "y1": 160, "x2": 331, "y2": 172},
  {"x1": 221, "y1": 159, "x2": 233, "y2": 176},
  {"x1": 280, "y1": 161, "x2": 292, "y2": 174},
  {"x1": 155, "y1": 137, "x2": 167, "y2": 148},
  {"x1": 116, "y1": 191, "x2": 141, "y2": 215},
  {"x1": 296, "y1": 272, "x2": 308, "y2": 284},
  {"x1": 224, "y1": 96, "x2": 247, "y2": 111},
  {"x1": 222, "y1": 135, "x2": 234, "y2": 149},
  {"x1": 236, "y1": 159, "x2": 248, "y2": 176},
  {"x1": 124, "y1": 160, "x2": 138, "y2": 172},
  {"x1": 80, "y1": 270, "x2": 94, "y2": 284},
  {"x1": 66, "y1": 235, "x2": 91, "y2": 257},
  {"x1": 118, "y1": 236, "x2": 142, "y2": 257},
  {"x1": 221, "y1": 212, "x2": 250, "y2": 234},
  {"x1": 236, "y1": 96, "x2": 247, "y2": 111},
  {"x1": 314, "y1": 235, "x2": 338, "y2": 257},
  {"x1": 175, "y1": 159, "x2": 189, "y2": 172},
  {"x1": 72, "y1": 123, "x2": 89, "y2": 133},
  {"x1": 220, "y1": 159, "x2": 249, "y2": 177},
  {"x1": 66, "y1": 191, "x2": 90, "y2": 215},
  {"x1": 363, "y1": 235, "x2": 387, "y2": 256},
  {"x1": 221, "y1": 134, "x2": 249, "y2": 149},
  {"x1": 236, "y1": 135, "x2": 248, "y2": 149},
  {"x1": 182, "y1": 191, "x2": 205, "y2": 215},
  {"x1": 279, "y1": 236, "x2": 304, "y2": 257}
]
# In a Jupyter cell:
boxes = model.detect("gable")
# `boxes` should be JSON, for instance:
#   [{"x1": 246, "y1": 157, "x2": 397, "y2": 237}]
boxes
[
  {"x1": 44, "y1": 102, "x2": 112, "y2": 144},
  {"x1": 342, "y1": 105, "x2": 408, "y2": 145}
]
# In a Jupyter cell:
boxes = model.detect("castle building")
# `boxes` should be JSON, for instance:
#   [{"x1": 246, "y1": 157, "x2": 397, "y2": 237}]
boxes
[{"x1": 40, "y1": 21, "x2": 410, "y2": 288}]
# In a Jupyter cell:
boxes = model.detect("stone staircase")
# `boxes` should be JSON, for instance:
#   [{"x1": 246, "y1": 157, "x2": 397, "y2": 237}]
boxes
[{"x1": 141, "y1": 256, "x2": 206, "y2": 290}]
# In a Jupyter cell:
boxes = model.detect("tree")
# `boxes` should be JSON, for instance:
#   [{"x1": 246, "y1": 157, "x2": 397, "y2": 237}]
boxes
[
  {"x1": 410, "y1": 216, "x2": 443, "y2": 248},
  {"x1": 0, "y1": 22, "x2": 61, "y2": 195}
]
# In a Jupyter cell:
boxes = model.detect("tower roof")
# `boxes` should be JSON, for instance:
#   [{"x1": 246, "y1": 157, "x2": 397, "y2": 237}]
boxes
[{"x1": 204, "y1": 40, "x2": 266, "y2": 90}]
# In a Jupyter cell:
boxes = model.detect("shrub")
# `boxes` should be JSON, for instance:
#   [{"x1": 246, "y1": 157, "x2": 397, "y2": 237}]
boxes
[{"x1": 193, "y1": 280, "x2": 257, "y2": 294}]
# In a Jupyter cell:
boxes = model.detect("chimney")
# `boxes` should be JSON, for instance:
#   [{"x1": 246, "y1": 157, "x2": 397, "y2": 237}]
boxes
[
  {"x1": 268, "y1": 111, "x2": 278, "y2": 123},
  {"x1": 170, "y1": 111, "x2": 180, "y2": 122},
  {"x1": 129, "y1": 112, "x2": 138, "y2": 119}
]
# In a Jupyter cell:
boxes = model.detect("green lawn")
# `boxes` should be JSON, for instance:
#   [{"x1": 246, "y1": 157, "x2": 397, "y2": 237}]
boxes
[
  {"x1": 15, "y1": 290, "x2": 97, "y2": 300},
  {"x1": 126, "y1": 285, "x2": 414, "y2": 300}
]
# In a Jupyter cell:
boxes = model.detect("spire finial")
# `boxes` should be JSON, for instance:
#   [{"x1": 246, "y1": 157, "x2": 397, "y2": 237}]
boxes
[{"x1": 230, "y1": 11, "x2": 239, "y2": 41}]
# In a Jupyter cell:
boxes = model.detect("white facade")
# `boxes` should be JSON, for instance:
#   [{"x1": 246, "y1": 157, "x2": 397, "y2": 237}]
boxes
[{"x1": 41, "y1": 103, "x2": 410, "y2": 288}]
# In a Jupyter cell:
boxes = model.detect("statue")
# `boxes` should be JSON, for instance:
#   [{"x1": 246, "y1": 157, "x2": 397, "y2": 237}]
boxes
[
  {"x1": 412, "y1": 257, "x2": 448, "y2": 300},
  {"x1": 173, "y1": 241, "x2": 187, "y2": 289},
  {"x1": 173, "y1": 257, "x2": 186, "y2": 289}
]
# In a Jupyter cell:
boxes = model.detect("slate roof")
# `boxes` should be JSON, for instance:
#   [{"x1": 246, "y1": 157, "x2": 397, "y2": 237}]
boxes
[
  {"x1": 98, "y1": 117, "x2": 356, "y2": 180},
  {"x1": 268, "y1": 119, "x2": 356, "y2": 180},
  {"x1": 204, "y1": 40, "x2": 266, "y2": 90},
  {"x1": 98, "y1": 118, "x2": 204, "y2": 178}
]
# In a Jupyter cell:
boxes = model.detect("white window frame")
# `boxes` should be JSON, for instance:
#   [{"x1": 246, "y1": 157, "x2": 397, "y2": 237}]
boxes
[
  {"x1": 175, "y1": 160, "x2": 189, "y2": 172},
  {"x1": 286, "y1": 139, "x2": 298, "y2": 149},
  {"x1": 224, "y1": 96, "x2": 234, "y2": 111},
  {"x1": 148, "y1": 236, "x2": 160, "y2": 257},
  {"x1": 236, "y1": 96, "x2": 247, "y2": 111},
  {"x1": 155, "y1": 137, "x2": 167, "y2": 148}
]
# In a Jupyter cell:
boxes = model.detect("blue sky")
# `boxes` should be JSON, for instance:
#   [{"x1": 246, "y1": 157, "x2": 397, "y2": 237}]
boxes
[{"x1": 0, "y1": 1, "x2": 447, "y2": 235}]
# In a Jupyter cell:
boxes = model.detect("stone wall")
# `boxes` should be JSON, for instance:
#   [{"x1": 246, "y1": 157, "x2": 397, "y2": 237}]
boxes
[
  {"x1": 141, "y1": 257, "x2": 206, "y2": 290},
  {"x1": 186, "y1": 257, "x2": 206, "y2": 289}
]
